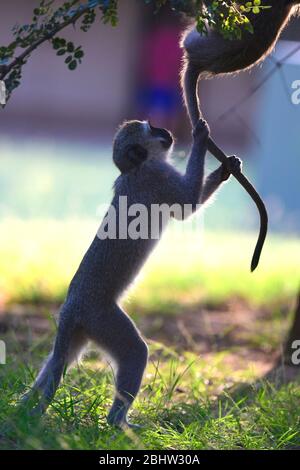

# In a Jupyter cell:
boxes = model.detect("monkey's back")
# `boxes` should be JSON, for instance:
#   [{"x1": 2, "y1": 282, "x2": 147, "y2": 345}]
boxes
[
  {"x1": 66, "y1": 163, "x2": 170, "y2": 308},
  {"x1": 182, "y1": 1, "x2": 294, "y2": 76}
]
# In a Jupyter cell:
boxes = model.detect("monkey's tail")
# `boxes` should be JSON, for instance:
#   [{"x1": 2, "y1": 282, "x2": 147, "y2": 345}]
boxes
[
  {"x1": 207, "y1": 139, "x2": 268, "y2": 272},
  {"x1": 182, "y1": 61, "x2": 268, "y2": 271},
  {"x1": 182, "y1": 61, "x2": 202, "y2": 128}
]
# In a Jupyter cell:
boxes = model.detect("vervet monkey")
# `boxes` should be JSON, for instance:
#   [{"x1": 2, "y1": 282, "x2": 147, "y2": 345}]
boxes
[
  {"x1": 181, "y1": 0, "x2": 300, "y2": 125},
  {"x1": 180, "y1": 1, "x2": 299, "y2": 270},
  {"x1": 22, "y1": 118, "x2": 241, "y2": 428}
]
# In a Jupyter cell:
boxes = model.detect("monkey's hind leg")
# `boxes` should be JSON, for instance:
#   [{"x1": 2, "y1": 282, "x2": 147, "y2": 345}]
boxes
[
  {"x1": 22, "y1": 318, "x2": 87, "y2": 415},
  {"x1": 88, "y1": 305, "x2": 148, "y2": 428}
]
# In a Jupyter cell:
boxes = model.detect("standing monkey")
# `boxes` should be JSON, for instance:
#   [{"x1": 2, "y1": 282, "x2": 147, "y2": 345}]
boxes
[
  {"x1": 22, "y1": 118, "x2": 241, "y2": 428},
  {"x1": 181, "y1": 0, "x2": 300, "y2": 270}
]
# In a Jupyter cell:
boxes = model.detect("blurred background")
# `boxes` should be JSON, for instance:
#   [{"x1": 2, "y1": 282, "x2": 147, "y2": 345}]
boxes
[
  {"x1": 1, "y1": 1, "x2": 300, "y2": 228},
  {"x1": 0, "y1": 1, "x2": 299, "y2": 312},
  {"x1": 1, "y1": 3, "x2": 300, "y2": 450}
]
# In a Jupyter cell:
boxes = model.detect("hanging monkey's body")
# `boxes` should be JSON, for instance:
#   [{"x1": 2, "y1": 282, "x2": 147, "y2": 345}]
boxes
[
  {"x1": 181, "y1": 0, "x2": 298, "y2": 126},
  {"x1": 179, "y1": 1, "x2": 300, "y2": 269}
]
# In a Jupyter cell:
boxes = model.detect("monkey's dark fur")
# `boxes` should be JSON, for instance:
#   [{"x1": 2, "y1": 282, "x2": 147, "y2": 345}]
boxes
[
  {"x1": 179, "y1": 1, "x2": 298, "y2": 270},
  {"x1": 22, "y1": 119, "x2": 241, "y2": 428},
  {"x1": 181, "y1": 0, "x2": 300, "y2": 125}
]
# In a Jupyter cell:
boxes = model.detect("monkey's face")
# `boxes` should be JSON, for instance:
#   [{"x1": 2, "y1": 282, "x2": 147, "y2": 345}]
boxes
[
  {"x1": 143, "y1": 121, "x2": 174, "y2": 159},
  {"x1": 113, "y1": 120, "x2": 174, "y2": 173}
]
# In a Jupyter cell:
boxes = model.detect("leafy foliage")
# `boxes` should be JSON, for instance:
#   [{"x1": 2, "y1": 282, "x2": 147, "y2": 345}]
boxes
[{"x1": 0, "y1": 0, "x2": 260, "y2": 105}]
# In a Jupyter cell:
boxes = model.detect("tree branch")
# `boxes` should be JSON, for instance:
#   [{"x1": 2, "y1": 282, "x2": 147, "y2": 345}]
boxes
[{"x1": 0, "y1": 5, "x2": 90, "y2": 81}]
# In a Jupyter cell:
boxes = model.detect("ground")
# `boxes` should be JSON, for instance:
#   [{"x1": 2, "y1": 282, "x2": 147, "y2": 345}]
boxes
[
  {"x1": 0, "y1": 298, "x2": 299, "y2": 450},
  {"x1": 0, "y1": 223, "x2": 299, "y2": 450}
]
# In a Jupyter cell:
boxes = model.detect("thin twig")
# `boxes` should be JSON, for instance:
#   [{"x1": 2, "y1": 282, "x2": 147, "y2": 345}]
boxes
[{"x1": 0, "y1": 4, "x2": 90, "y2": 81}]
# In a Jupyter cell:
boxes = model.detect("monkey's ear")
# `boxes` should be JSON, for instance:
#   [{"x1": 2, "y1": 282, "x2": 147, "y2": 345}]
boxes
[{"x1": 121, "y1": 144, "x2": 148, "y2": 173}]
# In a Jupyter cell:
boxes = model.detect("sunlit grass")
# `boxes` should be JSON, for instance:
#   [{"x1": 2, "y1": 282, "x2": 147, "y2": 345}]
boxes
[
  {"x1": 0, "y1": 218, "x2": 299, "y2": 450},
  {"x1": 0, "y1": 338, "x2": 299, "y2": 450},
  {"x1": 0, "y1": 219, "x2": 299, "y2": 310}
]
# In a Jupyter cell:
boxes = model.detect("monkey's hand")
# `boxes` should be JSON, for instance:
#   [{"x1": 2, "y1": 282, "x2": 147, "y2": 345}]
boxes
[
  {"x1": 192, "y1": 118, "x2": 210, "y2": 146},
  {"x1": 221, "y1": 155, "x2": 242, "y2": 181}
]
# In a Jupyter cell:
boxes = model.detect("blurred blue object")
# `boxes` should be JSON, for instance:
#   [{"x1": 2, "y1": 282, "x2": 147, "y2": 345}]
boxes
[{"x1": 137, "y1": 86, "x2": 181, "y2": 113}]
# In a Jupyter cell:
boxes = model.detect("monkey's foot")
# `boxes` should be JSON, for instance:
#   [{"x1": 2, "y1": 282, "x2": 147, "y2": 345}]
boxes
[
  {"x1": 20, "y1": 392, "x2": 49, "y2": 419},
  {"x1": 19, "y1": 390, "x2": 38, "y2": 409},
  {"x1": 125, "y1": 421, "x2": 143, "y2": 430},
  {"x1": 107, "y1": 415, "x2": 143, "y2": 431}
]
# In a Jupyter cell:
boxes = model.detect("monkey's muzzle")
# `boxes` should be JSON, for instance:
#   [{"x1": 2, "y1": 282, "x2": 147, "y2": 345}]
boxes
[{"x1": 149, "y1": 123, "x2": 173, "y2": 149}]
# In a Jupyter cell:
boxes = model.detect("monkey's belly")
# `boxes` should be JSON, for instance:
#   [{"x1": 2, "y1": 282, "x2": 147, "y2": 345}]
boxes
[
  {"x1": 67, "y1": 235, "x2": 161, "y2": 305},
  {"x1": 182, "y1": 27, "x2": 275, "y2": 75}
]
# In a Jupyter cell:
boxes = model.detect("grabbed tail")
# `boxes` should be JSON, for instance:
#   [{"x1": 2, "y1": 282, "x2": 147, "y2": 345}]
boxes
[
  {"x1": 182, "y1": 59, "x2": 268, "y2": 271},
  {"x1": 181, "y1": 61, "x2": 202, "y2": 128}
]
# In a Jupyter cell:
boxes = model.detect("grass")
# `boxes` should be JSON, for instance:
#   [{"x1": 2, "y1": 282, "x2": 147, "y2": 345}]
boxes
[
  {"x1": 0, "y1": 338, "x2": 300, "y2": 450},
  {"x1": 0, "y1": 219, "x2": 299, "y2": 310},
  {"x1": 0, "y1": 218, "x2": 299, "y2": 450}
]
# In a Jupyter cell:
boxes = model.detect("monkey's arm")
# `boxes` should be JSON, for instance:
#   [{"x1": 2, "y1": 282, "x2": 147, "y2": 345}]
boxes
[
  {"x1": 200, "y1": 167, "x2": 224, "y2": 204},
  {"x1": 158, "y1": 119, "x2": 209, "y2": 220},
  {"x1": 181, "y1": 122, "x2": 208, "y2": 207},
  {"x1": 201, "y1": 156, "x2": 242, "y2": 204}
]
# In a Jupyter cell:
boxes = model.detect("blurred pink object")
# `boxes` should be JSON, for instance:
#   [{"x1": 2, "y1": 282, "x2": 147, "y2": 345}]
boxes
[{"x1": 141, "y1": 25, "x2": 182, "y2": 87}]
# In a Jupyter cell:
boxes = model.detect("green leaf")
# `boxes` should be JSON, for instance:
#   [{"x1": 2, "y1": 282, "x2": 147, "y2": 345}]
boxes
[
  {"x1": 67, "y1": 42, "x2": 74, "y2": 52},
  {"x1": 65, "y1": 55, "x2": 73, "y2": 64},
  {"x1": 68, "y1": 60, "x2": 77, "y2": 70},
  {"x1": 74, "y1": 50, "x2": 84, "y2": 59}
]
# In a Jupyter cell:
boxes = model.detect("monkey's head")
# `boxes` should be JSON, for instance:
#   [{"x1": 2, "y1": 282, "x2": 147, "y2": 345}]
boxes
[{"x1": 113, "y1": 120, "x2": 174, "y2": 174}]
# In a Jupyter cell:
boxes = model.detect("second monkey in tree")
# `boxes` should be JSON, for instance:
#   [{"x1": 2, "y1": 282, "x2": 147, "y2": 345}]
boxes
[{"x1": 179, "y1": 0, "x2": 299, "y2": 270}]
